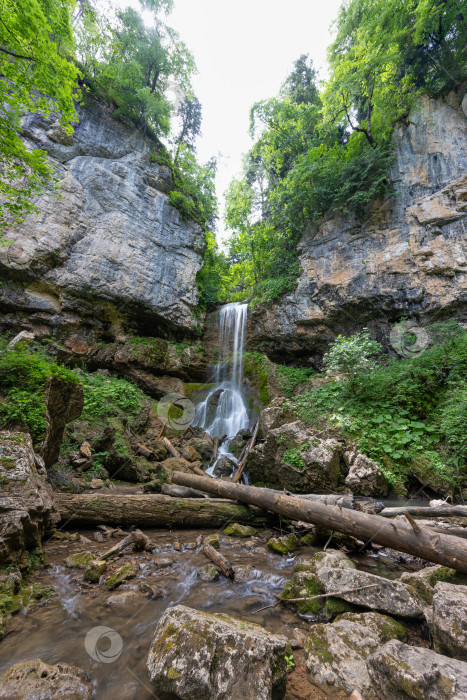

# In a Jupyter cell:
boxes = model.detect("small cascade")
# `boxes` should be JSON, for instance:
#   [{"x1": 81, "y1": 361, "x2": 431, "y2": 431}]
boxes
[{"x1": 193, "y1": 302, "x2": 251, "y2": 473}]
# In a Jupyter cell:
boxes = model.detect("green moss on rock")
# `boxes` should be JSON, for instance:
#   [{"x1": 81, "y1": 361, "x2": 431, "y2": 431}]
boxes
[
  {"x1": 267, "y1": 533, "x2": 299, "y2": 555},
  {"x1": 223, "y1": 523, "x2": 257, "y2": 538}
]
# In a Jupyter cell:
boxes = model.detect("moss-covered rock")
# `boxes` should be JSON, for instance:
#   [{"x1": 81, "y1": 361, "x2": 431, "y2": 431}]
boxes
[
  {"x1": 197, "y1": 564, "x2": 220, "y2": 582},
  {"x1": 280, "y1": 571, "x2": 326, "y2": 617},
  {"x1": 147, "y1": 604, "x2": 289, "y2": 700},
  {"x1": 104, "y1": 564, "x2": 137, "y2": 590},
  {"x1": 64, "y1": 551, "x2": 95, "y2": 569},
  {"x1": 267, "y1": 533, "x2": 299, "y2": 555},
  {"x1": 204, "y1": 534, "x2": 220, "y2": 548},
  {"x1": 305, "y1": 612, "x2": 407, "y2": 696},
  {"x1": 223, "y1": 524, "x2": 257, "y2": 538},
  {"x1": 84, "y1": 559, "x2": 107, "y2": 583}
]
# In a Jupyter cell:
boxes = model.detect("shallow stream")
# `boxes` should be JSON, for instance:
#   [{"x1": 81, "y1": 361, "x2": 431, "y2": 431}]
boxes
[{"x1": 0, "y1": 528, "x2": 426, "y2": 699}]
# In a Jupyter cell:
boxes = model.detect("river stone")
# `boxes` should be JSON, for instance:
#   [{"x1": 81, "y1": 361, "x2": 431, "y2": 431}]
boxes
[
  {"x1": 267, "y1": 533, "x2": 299, "y2": 555},
  {"x1": 213, "y1": 455, "x2": 235, "y2": 477},
  {"x1": 248, "y1": 421, "x2": 340, "y2": 492},
  {"x1": 367, "y1": 639, "x2": 467, "y2": 699},
  {"x1": 430, "y1": 582, "x2": 467, "y2": 660},
  {"x1": 197, "y1": 564, "x2": 220, "y2": 582},
  {"x1": 147, "y1": 604, "x2": 289, "y2": 700},
  {"x1": 186, "y1": 434, "x2": 213, "y2": 461},
  {"x1": 399, "y1": 565, "x2": 467, "y2": 605},
  {"x1": 313, "y1": 549, "x2": 357, "y2": 572},
  {"x1": 223, "y1": 523, "x2": 257, "y2": 538},
  {"x1": 305, "y1": 612, "x2": 407, "y2": 695},
  {"x1": 317, "y1": 567, "x2": 425, "y2": 618},
  {"x1": 181, "y1": 445, "x2": 202, "y2": 462},
  {"x1": 106, "y1": 590, "x2": 139, "y2": 606},
  {"x1": 0, "y1": 658, "x2": 92, "y2": 698},
  {"x1": 0, "y1": 432, "x2": 59, "y2": 565},
  {"x1": 344, "y1": 452, "x2": 389, "y2": 496}
]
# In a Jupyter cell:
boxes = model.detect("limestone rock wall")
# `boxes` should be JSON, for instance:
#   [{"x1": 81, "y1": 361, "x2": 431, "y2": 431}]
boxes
[
  {"x1": 0, "y1": 99, "x2": 205, "y2": 341},
  {"x1": 249, "y1": 95, "x2": 467, "y2": 362}
]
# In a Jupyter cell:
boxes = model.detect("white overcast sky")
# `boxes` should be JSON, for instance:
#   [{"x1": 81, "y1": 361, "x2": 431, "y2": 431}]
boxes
[{"x1": 116, "y1": 0, "x2": 343, "y2": 237}]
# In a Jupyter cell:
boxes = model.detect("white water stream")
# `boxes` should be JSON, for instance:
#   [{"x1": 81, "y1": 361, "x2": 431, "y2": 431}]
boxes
[{"x1": 193, "y1": 302, "x2": 251, "y2": 474}]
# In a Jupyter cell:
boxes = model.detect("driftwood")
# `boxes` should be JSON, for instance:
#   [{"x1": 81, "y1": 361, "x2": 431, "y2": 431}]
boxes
[
  {"x1": 161, "y1": 484, "x2": 208, "y2": 499},
  {"x1": 232, "y1": 420, "x2": 260, "y2": 483},
  {"x1": 133, "y1": 443, "x2": 155, "y2": 460},
  {"x1": 57, "y1": 493, "x2": 268, "y2": 528},
  {"x1": 162, "y1": 437, "x2": 181, "y2": 459},
  {"x1": 172, "y1": 472, "x2": 467, "y2": 574},
  {"x1": 101, "y1": 529, "x2": 154, "y2": 560},
  {"x1": 202, "y1": 544, "x2": 235, "y2": 579},
  {"x1": 380, "y1": 504, "x2": 467, "y2": 518}
]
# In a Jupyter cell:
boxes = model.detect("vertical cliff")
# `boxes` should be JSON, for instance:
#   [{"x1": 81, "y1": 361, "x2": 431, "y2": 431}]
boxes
[
  {"x1": 249, "y1": 95, "x2": 467, "y2": 361},
  {"x1": 0, "y1": 99, "x2": 205, "y2": 341}
]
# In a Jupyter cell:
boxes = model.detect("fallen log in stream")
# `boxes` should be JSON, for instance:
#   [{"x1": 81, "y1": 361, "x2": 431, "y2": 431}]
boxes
[
  {"x1": 57, "y1": 493, "x2": 269, "y2": 528},
  {"x1": 172, "y1": 472, "x2": 467, "y2": 573}
]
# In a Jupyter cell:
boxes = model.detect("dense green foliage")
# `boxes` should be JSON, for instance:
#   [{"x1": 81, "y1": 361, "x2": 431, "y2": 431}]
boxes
[
  {"x1": 80, "y1": 371, "x2": 144, "y2": 423},
  {"x1": 293, "y1": 322, "x2": 467, "y2": 495},
  {"x1": 0, "y1": 338, "x2": 80, "y2": 444},
  {"x1": 202, "y1": 0, "x2": 466, "y2": 307},
  {"x1": 0, "y1": 0, "x2": 80, "y2": 233}
]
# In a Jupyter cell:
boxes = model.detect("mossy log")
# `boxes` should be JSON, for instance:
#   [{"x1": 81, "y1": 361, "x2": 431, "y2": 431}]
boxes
[
  {"x1": 172, "y1": 472, "x2": 467, "y2": 573},
  {"x1": 56, "y1": 493, "x2": 269, "y2": 528}
]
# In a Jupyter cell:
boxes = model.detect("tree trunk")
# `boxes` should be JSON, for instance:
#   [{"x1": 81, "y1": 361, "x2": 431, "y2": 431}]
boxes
[
  {"x1": 56, "y1": 493, "x2": 268, "y2": 528},
  {"x1": 101, "y1": 529, "x2": 154, "y2": 560},
  {"x1": 171, "y1": 472, "x2": 467, "y2": 573},
  {"x1": 232, "y1": 419, "x2": 259, "y2": 483},
  {"x1": 380, "y1": 505, "x2": 467, "y2": 518},
  {"x1": 202, "y1": 544, "x2": 235, "y2": 579}
]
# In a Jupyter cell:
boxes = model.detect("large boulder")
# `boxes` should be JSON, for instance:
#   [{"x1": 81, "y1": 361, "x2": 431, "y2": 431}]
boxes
[
  {"x1": 305, "y1": 612, "x2": 407, "y2": 695},
  {"x1": 344, "y1": 450, "x2": 388, "y2": 496},
  {"x1": 186, "y1": 433, "x2": 213, "y2": 461},
  {"x1": 0, "y1": 658, "x2": 92, "y2": 698},
  {"x1": 213, "y1": 455, "x2": 236, "y2": 477},
  {"x1": 316, "y1": 567, "x2": 425, "y2": 618},
  {"x1": 367, "y1": 639, "x2": 467, "y2": 699},
  {"x1": 248, "y1": 421, "x2": 340, "y2": 492},
  {"x1": 0, "y1": 431, "x2": 59, "y2": 565},
  {"x1": 430, "y1": 582, "x2": 467, "y2": 660},
  {"x1": 147, "y1": 604, "x2": 289, "y2": 700}
]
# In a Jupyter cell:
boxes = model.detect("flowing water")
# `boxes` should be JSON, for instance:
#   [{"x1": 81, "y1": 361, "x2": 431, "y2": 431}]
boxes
[{"x1": 193, "y1": 302, "x2": 251, "y2": 475}]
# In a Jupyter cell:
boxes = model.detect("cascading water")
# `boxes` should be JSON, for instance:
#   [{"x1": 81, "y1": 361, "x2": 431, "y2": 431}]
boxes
[{"x1": 193, "y1": 302, "x2": 251, "y2": 474}]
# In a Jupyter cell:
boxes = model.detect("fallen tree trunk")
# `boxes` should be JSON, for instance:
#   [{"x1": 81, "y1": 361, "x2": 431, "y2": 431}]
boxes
[
  {"x1": 232, "y1": 420, "x2": 259, "y2": 483},
  {"x1": 101, "y1": 529, "x2": 154, "y2": 560},
  {"x1": 380, "y1": 505, "x2": 467, "y2": 518},
  {"x1": 172, "y1": 472, "x2": 467, "y2": 574},
  {"x1": 202, "y1": 544, "x2": 235, "y2": 579},
  {"x1": 161, "y1": 484, "x2": 208, "y2": 499},
  {"x1": 57, "y1": 493, "x2": 268, "y2": 528},
  {"x1": 162, "y1": 437, "x2": 181, "y2": 459},
  {"x1": 281, "y1": 492, "x2": 383, "y2": 515}
]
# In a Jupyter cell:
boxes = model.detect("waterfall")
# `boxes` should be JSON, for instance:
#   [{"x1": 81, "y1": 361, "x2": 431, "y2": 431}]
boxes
[{"x1": 193, "y1": 302, "x2": 250, "y2": 473}]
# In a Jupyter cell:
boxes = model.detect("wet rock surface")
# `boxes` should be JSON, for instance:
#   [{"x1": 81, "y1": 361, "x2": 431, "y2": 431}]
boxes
[
  {"x1": 0, "y1": 658, "x2": 92, "y2": 699},
  {"x1": 147, "y1": 604, "x2": 289, "y2": 700},
  {"x1": 0, "y1": 432, "x2": 59, "y2": 565},
  {"x1": 367, "y1": 639, "x2": 467, "y2": 700}
]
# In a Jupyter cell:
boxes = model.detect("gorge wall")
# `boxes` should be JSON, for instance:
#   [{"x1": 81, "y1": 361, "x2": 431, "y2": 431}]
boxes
[
  {"x1": 249, "y1": 94, "x2": 467, "y2": 363},
  {"x1": 0, "y1": 99, "x2": 205, "y2": 344}
]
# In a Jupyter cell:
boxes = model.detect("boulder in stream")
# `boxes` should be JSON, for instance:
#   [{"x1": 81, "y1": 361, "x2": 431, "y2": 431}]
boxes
[
  {"x1": 0, "y1": 658, "x2": 92, "y2": 699},
  {"x1": 367, "y1": 639, "x2": 467, "y2": 699},
  {"x1": 0, "y1": 431, "x2": 59, "y2": 566},
  {"x1": 186, "y1": 433, "x2": 213, "y2": 461},
  {"x1": 213, "y1": 455, "x2": 236, "y2": 477},
  {"x1": 147, "y1": 604, "x2": 289, "y2": 700},
  {"x1": 316, "y1": 567, "x2": 426, "y2": 618},
  {"x1": 430, "y1": 582, "x2": 467, "y2": 660},
  {"x1": 305, "y1": 612, "x2": 407, "y2": 695}
]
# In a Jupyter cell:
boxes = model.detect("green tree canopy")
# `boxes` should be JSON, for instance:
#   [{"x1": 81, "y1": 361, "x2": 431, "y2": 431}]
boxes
[{"x1": 0, "y1": 0, "x2": 81, "y2": 232}]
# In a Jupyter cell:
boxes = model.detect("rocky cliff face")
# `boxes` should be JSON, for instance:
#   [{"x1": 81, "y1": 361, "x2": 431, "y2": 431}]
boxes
[
  {"x1": 0, "y1": 99, "x2": 205, "y2": 341},
  {"x1": 249, "y1": 95, "x2": 467, "y2": 362}
]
